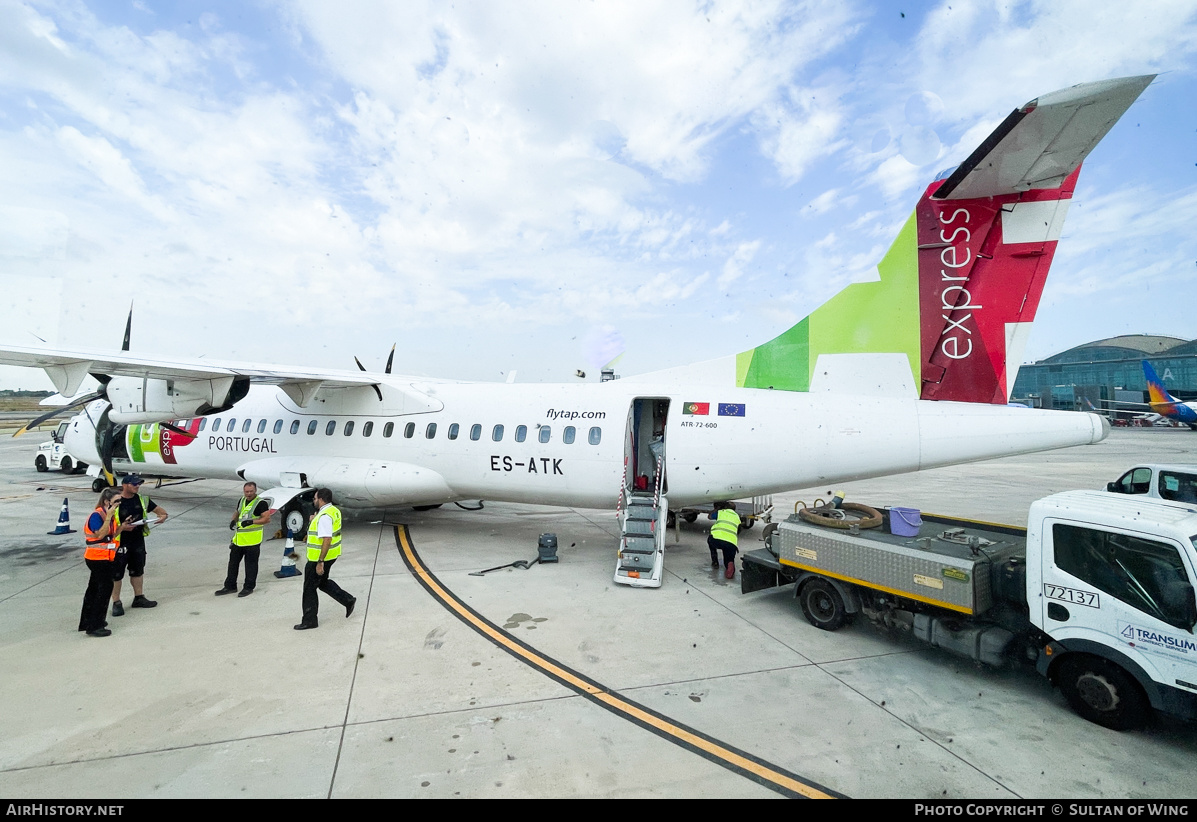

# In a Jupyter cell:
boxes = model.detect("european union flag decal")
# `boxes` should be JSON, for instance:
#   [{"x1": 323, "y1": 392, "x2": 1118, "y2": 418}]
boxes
[{"x1": 718, "y1": 403, "x2": 745, "y2": 417}]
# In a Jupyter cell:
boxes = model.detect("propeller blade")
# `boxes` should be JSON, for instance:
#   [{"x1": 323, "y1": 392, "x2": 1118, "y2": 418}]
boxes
[
  {"x1": 13, "y1": 391, "x2": 103, "y2": 437},
  {"x1": 122, "y1": 303, "x2": 133, "y2": 351},
  {"x1": 354, "y1": 356, "x2": 367, "y2": 372},
  {"x1": 91, "y1": 405, "x2": 119, "y2": 477},
  {"x1": 370, "y1": 383, "x2": 383, "y2": 402},
  {"x1": 385, "y1": 344, "x2": 395, "y2": 375}
]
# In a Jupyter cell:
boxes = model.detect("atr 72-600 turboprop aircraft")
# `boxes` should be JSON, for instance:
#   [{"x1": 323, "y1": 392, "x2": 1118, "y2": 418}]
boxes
[{"x1": 1, "y1": 75, "x2": 1154, "y2": 584}]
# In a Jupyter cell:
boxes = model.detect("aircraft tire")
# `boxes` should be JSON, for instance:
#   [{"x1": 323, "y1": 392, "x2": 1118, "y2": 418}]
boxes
[{"x1": 92, "y1": 477, "x2": 110, "y2": 493}]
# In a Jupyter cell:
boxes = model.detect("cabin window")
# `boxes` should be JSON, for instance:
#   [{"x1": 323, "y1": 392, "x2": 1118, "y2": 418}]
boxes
[
  {"x1": 324, "y1": 420, "x2": 335, "y2": 435},
  {"x1": 243, "y1": 419, "x2": 253, "y2": 433},
  {"x1": 515, "y1": 425, "x2": 527, "y2": 442},
  {"x1": 363, "y1": 421, "x2": 373, "y2": 437},
  {"x1": 589, "y1": 426, "x2": 601, "y2": 445},
  {"x1": 344, "y1": 421, "x2": 355, "y2": 436},
  {"x1": 383, "y1": 422, "x2": 394, "y2": 437},
  {"x1": 211, "y1": 418, "x2": 221, "y2": 431},
  {"x1": 198, "y1": 418, "x2": 208, "y2": 432},
  {"x1": 492, "y1": 424, "x2": 504, "y2": 442},
  {"x1": 307, "y1": 420, "x2": 318, "y2": 435},
  {"x1": 563, "y1": 426, "x2": 575, "y2": 444},
  {"x1": 539, "y1": 426, "x2": 551, "y2": 443},
  {"x1": 448, "y1": 423, "x2": 459, "y2": 440},
  {"x1": 426, "y1": 423, "x2": 437, "y2": 439},
  {"x1": 470, "y1": 424, "x2": 481, "y2": 441},
  {"x1": 257, "y1": 419, "x2": 267, "y2": 434},
  {"x1": 273, "y1": 420, "x2": 283, "y2": 434},
  {"x1": 227, "y1": 419, "x2": 237, "y2": 433},
  {"x1": 290, "y1": 420, "x2": 300, "y2": 435},
  {"x1": 404, "y1": 422, "x2": 415, "y2": 438}
]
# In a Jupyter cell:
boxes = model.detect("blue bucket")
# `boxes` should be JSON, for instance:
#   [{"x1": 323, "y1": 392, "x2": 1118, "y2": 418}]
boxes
[{"x1": 890, "y1": 507, "x2": 922, "y2": 537}]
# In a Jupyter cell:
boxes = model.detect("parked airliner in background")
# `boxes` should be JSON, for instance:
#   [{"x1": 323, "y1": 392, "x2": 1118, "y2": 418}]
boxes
[
  {"x1": 1090, "y1": 361, "x2": 1197, "y2": 430},
  {"x1": 2, "y1": 76, "x2": 1153, "y2": 546}
]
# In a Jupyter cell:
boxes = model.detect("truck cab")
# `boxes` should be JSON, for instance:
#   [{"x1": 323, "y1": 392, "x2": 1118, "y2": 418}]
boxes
[
  {"x1": 35, "y1": 421, "x2": 86, "y2": 474},
  {"x1": 1106, "y1": 464, "x2": 1197, "y2": 504},
  {"x1": 1029, "y1": 490, "x2": 1197, "y2": 729}
]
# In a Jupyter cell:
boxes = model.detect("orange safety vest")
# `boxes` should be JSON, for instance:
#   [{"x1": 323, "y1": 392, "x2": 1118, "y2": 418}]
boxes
[{"x1": 83, "y1": 506, "x2": 120, "y2": 561}]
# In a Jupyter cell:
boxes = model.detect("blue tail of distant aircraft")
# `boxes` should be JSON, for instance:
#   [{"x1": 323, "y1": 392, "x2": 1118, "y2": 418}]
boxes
[{"x1": 1143, "y1": 360, "x2": 1197, "y2": 425}]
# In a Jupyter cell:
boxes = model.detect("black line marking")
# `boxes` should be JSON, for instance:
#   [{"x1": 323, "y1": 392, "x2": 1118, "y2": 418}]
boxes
[{"x1": 395, "y1": 525, "x2": 845, "y2": 799}]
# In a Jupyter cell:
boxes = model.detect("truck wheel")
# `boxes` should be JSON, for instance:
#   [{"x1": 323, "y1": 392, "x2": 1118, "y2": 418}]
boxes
[
  {"x1": 60, "y1": 456, "x2": 73, "y2": 474},
  {"x1": 799, "y1": 579, "x2": 849, "y2": 631},
  {"x1": 35, "y1": 455, "x2": 48, "y2": 472},
  {"x1": 1057, "y1": 655, "x2": 1150, "y2": 731}
]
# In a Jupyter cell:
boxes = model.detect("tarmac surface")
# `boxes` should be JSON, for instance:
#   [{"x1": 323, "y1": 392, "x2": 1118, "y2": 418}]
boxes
[{"x1": 1, "y1": 427, "x2": 1196, "y2": 798}]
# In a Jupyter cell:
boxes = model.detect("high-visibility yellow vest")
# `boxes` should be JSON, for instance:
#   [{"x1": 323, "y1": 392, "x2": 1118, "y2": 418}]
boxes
[
  {"x1": 307, "y1": 504, "x2": 343, "y2": 561},
  {"x1": 232, "y1": 496, "x2": 265, "y2": 547},
  {"x1": 83, "y1": 506, "x2": 119, "y2": 561},
  {"x1": 114, "y1": 495, "x2": 151, "y2": 536},
  {"x1": 709, "y1": 508, "x2": 740, "y2": 547}
]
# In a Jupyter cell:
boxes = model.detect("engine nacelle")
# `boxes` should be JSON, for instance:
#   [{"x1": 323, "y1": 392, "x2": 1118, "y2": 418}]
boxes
[{"x1": 107, "y1": 375, "x2": 248, "y2": 424}]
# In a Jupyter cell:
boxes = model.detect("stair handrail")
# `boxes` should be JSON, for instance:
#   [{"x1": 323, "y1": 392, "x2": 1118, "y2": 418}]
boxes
[
  {"x1": 616, "y1": 455, "x2": 628, "y2": 519},
  {"x1": 653, "y1": 455, "x2": 663, "y2": 510}
]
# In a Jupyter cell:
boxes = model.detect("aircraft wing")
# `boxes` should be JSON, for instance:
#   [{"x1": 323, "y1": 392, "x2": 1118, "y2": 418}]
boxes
[
  {"x1": 0, "y1": 343, "x2": 387, "y2": 406},
  {"x1": 934, "y1": 74, "x2": 1155, "y2": 199}
]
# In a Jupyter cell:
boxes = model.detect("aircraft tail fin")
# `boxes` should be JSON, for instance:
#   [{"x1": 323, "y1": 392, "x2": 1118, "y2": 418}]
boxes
[
  {"x1": 1144, "y1": 360, "x2": 1180, "y2": 409},
  {"x1": 731, "y1": 74, "x2": 1155, "y2": 403}
]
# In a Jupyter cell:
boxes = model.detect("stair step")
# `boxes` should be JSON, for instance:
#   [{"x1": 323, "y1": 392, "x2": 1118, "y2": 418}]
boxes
[{"x1": 622, "y1": 536, "x2": 655, "y2": 555}]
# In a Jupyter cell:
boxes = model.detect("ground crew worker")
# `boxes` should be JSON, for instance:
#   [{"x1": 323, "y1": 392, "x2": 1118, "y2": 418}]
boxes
[
  {"x1": 708, "y1": 500, "x2": 741, "y2": 580},
  {"x1": 110, "y1": 474, "x2": 167, "y2": 616},
  {"x1": 215, "y1": 482, "x2": 272, "y2": 597},
  {"x1": 293, "y1": 488, "x2": 356, "y2": 630},
  {"x1": 79, "y1": 488, "x2": 121, "y2": 637}
]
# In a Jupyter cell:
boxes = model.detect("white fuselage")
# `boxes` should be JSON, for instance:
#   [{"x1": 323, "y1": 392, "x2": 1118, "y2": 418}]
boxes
[{"x1": 64, "y1": 378, "x2": 1108, "y2": 509}]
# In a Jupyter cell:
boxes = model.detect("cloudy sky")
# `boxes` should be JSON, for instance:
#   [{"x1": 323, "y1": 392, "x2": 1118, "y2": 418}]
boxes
[{"x1": 1, "y1": 0, "x2": 1195, "y2": 391}]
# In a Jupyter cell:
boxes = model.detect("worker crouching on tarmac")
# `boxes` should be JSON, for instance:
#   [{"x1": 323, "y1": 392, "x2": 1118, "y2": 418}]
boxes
[
  {"x1": 80, "y1": 488, "x2": 121, "y2": 637},
  {"x1": 215, "y1": 482, "x2": 273, "y2": 598},
  {"x1": 708, "y1": 500, "x2": 741, "y2": 580}
]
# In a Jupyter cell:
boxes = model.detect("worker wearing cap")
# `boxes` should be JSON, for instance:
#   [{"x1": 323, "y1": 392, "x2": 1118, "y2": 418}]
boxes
[
  {"x1": 79, "y1": 488, "x2": 121, "y2": 637},
  {"x1": 707, "y1": 500, "x2": 741, "y2": 580},
  {"x1": 215, "y1": 482, "x2": 273, "y2": 597},
  {"x1": 293, "y1": 488, "x2": 356, "y2": 630},
  {"x1": 110, "y1": 474, "x2": 168, "y2": 617}
]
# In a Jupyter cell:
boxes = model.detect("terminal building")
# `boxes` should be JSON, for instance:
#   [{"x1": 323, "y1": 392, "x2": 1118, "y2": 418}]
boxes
[{"x1": 1010, "y1": 335, "x2": 1197, "y2": 412}]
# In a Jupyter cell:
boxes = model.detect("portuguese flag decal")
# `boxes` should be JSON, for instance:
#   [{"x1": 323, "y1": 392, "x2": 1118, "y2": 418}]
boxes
[{"x1": 683, "y1": 402, "x2": 709, "y2": 415}]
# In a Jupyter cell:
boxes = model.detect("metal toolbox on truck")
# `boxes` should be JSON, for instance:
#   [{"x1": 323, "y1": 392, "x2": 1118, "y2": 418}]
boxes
[{"x1": 775, "y1": 513, "x2": 1026, "y2": 615}]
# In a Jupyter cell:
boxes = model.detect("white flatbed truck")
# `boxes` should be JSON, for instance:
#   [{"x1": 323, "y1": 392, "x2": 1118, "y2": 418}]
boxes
[{"x1": 741, "y1": 490, "x2": 1197, "y2": 730}]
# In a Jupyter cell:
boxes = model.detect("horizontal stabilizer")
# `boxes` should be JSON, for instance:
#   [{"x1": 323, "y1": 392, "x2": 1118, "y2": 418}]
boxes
[{"x1": 934, "y1": 74, "x2": 1154, "y2": 200}]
